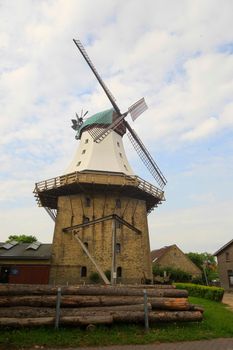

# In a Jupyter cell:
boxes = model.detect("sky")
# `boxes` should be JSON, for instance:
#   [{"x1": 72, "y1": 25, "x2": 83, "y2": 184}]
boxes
[{"x1": 0, "y1": 0, "x2": 233, "y2": 254}]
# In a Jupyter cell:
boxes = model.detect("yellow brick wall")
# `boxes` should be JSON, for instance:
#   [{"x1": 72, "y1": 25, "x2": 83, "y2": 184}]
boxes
[
  {"x1": 50, "y1": 191, "x2": 152, "y2": 284},
  {"x1": 155, "y1": 245, "x2": 202, "y2": 277}
]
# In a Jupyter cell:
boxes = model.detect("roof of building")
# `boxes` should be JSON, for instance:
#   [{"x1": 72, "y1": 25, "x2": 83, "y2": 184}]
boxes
[
  {"x1": 151, "y1": 245, "x2": 175, "y2": 262},
  {"x1": 0, "y1": 242, "x2": 52, "y2": 260},
  {"x1": 76, "y1": 108, "x2": 114, "y2": 138},
  {"x1": 214, "y1": 239, "x2": 233, "y2": 256}
]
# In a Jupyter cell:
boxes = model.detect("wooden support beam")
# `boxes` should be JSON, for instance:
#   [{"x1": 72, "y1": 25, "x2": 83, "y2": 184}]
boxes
[
  {"x1": 63, "y1": 214, "x2": 141, "y2": 235},
  {"x1": 73, "y1": 234, "x2": 110, "y2": 285}
]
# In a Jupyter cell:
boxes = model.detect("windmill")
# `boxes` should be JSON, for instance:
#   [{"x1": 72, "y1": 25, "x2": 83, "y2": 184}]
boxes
[
  {"x1": 34, "y1": 39, "x2": 167, "y2": 286},
  {"x1": 73, "y1": 39, "x2": 167, "y2": 190}
]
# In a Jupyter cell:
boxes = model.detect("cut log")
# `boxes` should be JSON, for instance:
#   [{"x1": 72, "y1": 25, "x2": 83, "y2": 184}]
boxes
[
  {"x1": 0, "y1": 284, "x2": 187, "y2": 298},
  {"x1": 149, "y1": 310, "x2": 203, "y2": 322},
  {"x1": 0, "y1": 304, "x2": 152, "y2": 318},
  {"x1": 0, "y1": 311, "x2": 202, "y2": 327},
  {"x1": 0, "y1": 315, "x2": 113, "y2": 327},
  {"x1": 0, "y1": 295, "x2": 188, "y2": 308}
]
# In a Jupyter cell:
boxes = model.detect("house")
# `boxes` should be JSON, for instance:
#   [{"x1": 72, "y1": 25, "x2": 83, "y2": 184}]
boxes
[
  {"x1": 0, "y1": 241, "x2": 51, "y2": 284},
  {"x1": 151, "y1": 244, "x2": 202, "y2": 278},
  {"x1": 214, "y1": 239, "x2": 233, "y2": 290}
]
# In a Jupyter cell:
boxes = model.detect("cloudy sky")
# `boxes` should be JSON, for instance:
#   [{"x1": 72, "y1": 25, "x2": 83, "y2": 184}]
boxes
[{"x1": 0, "y1": 0, "x2": 232, "y2": 254}]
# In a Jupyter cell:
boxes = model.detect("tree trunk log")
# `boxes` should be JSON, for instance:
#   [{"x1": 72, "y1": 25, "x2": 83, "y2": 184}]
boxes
[
  {"x1": 0, "y1": 311, "x2": 202, "y2": 327},
  {"x1": 0, "y1": 284, "x2": 187, "y2": 298},
  {"x1": 0, "y1": 295, "x2": 188, "y2": 308},
  {"x1": 0, "y1": 304, "x2": 152, "y2": 317}
]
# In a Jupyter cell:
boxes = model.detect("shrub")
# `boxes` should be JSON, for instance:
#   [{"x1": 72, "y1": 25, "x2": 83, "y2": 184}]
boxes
[
  {"x1": 175, "y1": 282, "x2": 224, "y2": 301},
  {"x1": 89, "y1": 272, "x2": 100, "y2": 284},
  {"x1": 105, "y1": 270, "x2": 111, "y2": 281},
  {"x1": 153, "y1": 265, "x2": 192, "y2": 283}
]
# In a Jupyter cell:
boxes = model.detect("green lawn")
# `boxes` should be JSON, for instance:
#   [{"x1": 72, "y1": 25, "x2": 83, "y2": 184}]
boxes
[{"x1": 1, "y1": 297, "x2": 233, "y2": 349}]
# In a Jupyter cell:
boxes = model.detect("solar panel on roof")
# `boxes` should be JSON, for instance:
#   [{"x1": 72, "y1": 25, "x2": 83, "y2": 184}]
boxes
[
  {"x1": 1, "y1": 240, "x2": 18, "y2": 250},
  {"x1": 26, "y1": 241, "x2": 41, "y2": 250}
]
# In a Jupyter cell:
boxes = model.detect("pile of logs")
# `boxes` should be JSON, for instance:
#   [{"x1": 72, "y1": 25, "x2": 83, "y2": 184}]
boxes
[{"x1": 0, "y1": 284, "x2": 203, "y2": 327}]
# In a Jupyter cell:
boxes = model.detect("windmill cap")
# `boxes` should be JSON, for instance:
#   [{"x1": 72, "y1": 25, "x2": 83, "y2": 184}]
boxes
[{"x1": 75, "y1": 108, "x2": 126, "y2": 139}]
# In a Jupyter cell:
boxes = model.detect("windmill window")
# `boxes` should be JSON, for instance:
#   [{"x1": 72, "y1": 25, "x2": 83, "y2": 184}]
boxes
[
  {"x1": 84, "y1": 242, "x2": 88, "y2": 249},
  {"x1": 119, "y1": 153, "x2": 123, "y2": 158},
  {"x1": 85, "y1": 139, "x2": 89, "y2": 144},
  {"x1": 116, "y1": 221, "x2": 122, "y2": 229},
  {"x1": 81, "y1": 266, "x2": 87, "y2": 277},
  {"x1": 77, "y1": 161, "x2": 81, "y2": 166},
  {"x1": 83, "y1": 216, "x2": 90, "y2": 224},
  {"x1": 116, "y1": 198, "x2": 121, "y2": 208},
  {"x1": 82, "y1": 149, "x2": 86, "y2": 154},
  {"x1": 116, "y1": 243, "x2": 121, "y2": 254},
  {"x1": 117, "y1": 142, "x2": 120, "y2": 147},
  {"x1": 117, "y1": 266, "x2": 122, "y2": 278},
  {"x1": 124, "y1": 164, "x2": 128, "y2": 171},
  {"x1": 85, "y1": 197, "x2": 91, "y2": 207}
]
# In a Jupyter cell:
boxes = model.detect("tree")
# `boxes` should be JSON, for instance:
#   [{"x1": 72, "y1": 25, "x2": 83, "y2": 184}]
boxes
[
  {"x1": 186, "y1": 252, "x2": 218, "y2": 284},
  {"x1": 6, "y1": 235, "x2": 37, "y2": 243}
]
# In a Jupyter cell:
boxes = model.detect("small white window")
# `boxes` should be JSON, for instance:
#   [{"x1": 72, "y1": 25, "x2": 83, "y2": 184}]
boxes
[
  {"x1": 119, "y1": 153, "x2": 123, "y2": 158},
  {"x1": 82, "y1": 150, "x2": 86, "y2": 154},
  {"x1": 85, "y1": 139, "x2": 89, "y2": 144},
  {"x1": 124, "y1": 164, "x2": 128, "y2": 171},
  {"x1": 77, "y1": 161, "x2": 81, "y2": 166},
  {"x1": 117, "y1": 142, "x2": 120, "y2": 147}
]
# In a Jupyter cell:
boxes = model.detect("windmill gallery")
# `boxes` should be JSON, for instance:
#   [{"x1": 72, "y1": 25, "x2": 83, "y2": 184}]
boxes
[{"x1": 33, "y1": 39, "x2": 167, "y2": 286}]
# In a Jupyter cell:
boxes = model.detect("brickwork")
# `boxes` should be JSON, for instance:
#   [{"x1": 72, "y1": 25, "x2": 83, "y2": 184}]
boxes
[
  {"x1": 153, "y1": 245, "x2": 201, "y2": 278},
  {"x1": 216, "y1": 243, "x2": 233, "y2": 290},
  {"x1": 49, "y1": 191, "x2": 152, "y2": 284}
]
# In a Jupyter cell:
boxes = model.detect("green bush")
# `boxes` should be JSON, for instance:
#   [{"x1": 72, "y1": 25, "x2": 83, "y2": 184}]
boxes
[
  {"x1": 153, "y1": 265, "x2": 192, "y2": 283},
  {"x1": 89, "y1": 272, "x2": 100, "y2": 284},
  {"x1": 175, "y1": 282, "x2": 224, "y2": 301},
  {"x1": 105, "y1": 270, "x2": 111, "y2": 281}
]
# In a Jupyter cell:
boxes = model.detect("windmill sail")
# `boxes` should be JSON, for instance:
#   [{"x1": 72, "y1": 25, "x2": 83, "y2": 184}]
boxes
[
  {"x1": 128, "y1": 98, "x2": 148, "y2": 121},
  {"x1": 73, "y1": 39, "x2": 121, "y2": 115},
  {"x1": 125, "y1": 121, "x2": 167, "y2": 189}
]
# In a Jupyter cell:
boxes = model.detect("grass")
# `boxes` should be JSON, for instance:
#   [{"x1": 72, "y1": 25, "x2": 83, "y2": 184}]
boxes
[{"x1": 1, "y1": 297, "x2": 233, "y2": 349}]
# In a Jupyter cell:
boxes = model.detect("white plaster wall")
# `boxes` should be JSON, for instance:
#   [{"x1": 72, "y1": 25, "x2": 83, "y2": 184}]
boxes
[{"x1": 64, "y1": 130, "x2": 134, "y2": 175}]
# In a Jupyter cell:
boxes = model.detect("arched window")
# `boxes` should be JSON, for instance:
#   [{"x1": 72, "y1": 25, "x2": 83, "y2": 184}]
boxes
[
  {"x1": 81, "y1": 266, "x2": 87, "y2": 277},
  {"x1": 84, "y1": 242, "x2": 88, "y2": 249},
  {"x1": 116, "y1": 243, "x2": 121, "y2": 254},
  {"x1": 116, "y1": 198, "x2": 121, "y2": 208},
  {"x1": 83, "y1": 216, "x2": 90, "y2": 224},
  {"x1": 85, "y1": 197, "x2": 91, "y2": 207},
  {"x1": 117, "y1": 266, "x2": 122, "y2": 278}
]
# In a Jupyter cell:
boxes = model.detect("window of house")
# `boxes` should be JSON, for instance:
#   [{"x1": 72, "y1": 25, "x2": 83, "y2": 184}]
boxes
[
  {"x1": 82, "y1": 149, "x2": 86, "y2": 154},
  {"x1": 85, "y1": 139, "x2": 89, "y2": 144},
  {"x1": 228, "y1": 270, "x2": 233, "y2": 286},
  {"x1": 83, "y1": 216, "x2": 90, "y2": 224},
  {"x1": 116, "y1": 243, "x2": 121, "y2": 254},
  {"x1": 77, "y1": 161, "x2": 81, "y2": 166},
  {"x1": 116, "y1": 198, "x2": 121, "y2": 208},
  {"x1": 81, "y1": 266, "x2": 87, "y2": 277},
  {"x1": 85, "y1": 197, "x2": 91, "y2": 207},
  {"x1": 226, "y1": 252, "x2": 230, "y2": 261},
  {"x1": 117, "y1": 266, "x2": 122, "y2": 278}
]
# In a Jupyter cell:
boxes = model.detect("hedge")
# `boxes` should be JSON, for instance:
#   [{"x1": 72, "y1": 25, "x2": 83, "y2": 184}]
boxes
[{"x1": 175, "y1": 283, "x2": 224, "y2": 302}]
